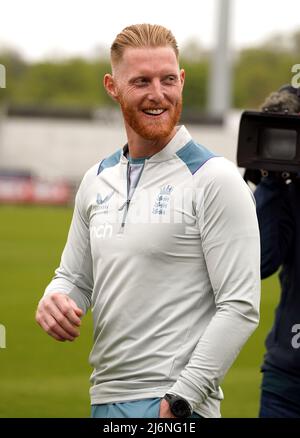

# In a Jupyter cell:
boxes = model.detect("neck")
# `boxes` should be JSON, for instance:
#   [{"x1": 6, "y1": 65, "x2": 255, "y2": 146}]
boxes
[{"x1": 124, "y1": 124, "x2": 178, "y2": 159}]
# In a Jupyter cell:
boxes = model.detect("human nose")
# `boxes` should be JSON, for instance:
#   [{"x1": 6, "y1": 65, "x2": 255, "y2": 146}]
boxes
[{"x1": 147, "y1": 79, "x2": 164, "y2": 103}]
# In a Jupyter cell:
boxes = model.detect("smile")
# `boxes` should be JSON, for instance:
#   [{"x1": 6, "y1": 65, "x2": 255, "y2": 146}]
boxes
[{"x1": 142, "y1": 109, "x2": 166, "y2": 116}]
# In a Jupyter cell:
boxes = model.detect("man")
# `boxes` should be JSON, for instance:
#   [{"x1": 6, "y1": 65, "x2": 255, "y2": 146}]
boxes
[
  {"x1": 253, "y1": 85, "x2": 300, "y2": 418},
  {"x1": 36, "y1": 24, "x2": 260, "y2": 418}
]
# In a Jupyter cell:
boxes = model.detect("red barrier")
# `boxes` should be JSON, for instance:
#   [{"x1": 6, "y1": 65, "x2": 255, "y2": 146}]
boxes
[{"x1": 0, "y1": 175, "x2": 72, "y2": 205}]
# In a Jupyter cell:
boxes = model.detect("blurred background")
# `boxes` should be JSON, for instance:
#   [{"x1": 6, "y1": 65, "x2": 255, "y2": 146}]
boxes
[{"x1": 0, "y1": 0, "x2": 298, "y2": 417}]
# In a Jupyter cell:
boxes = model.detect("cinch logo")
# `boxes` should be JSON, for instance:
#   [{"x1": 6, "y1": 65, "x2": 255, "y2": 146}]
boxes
[
  {"x1": 0, "y1": 324, "x2": 6, "y2": 349},
  {"x1": 152, "y1": 185, "x2": 173, "y2": 215},
  {"x1": 291, "y1": 324, "x2": 300, "y2": 349},
  {"x1": 90, "y1": 223, "x2": 113, "y2": 239},
  {"x1": 0, "y1": 64, "x2": 6, "y2": 89}
]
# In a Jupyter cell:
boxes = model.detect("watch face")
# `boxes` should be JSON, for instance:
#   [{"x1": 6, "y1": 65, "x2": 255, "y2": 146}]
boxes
[{"x1": 172, "y1": 399, "x2": 190, "y2": 418}]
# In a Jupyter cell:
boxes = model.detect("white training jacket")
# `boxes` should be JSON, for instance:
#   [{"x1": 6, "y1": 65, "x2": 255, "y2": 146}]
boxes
[{"x1": 44, "y1": 125, "x2": 260, "y2": 417}]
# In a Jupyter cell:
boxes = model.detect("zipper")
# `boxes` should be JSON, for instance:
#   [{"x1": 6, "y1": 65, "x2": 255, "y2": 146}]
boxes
[
  {"x1": 118, "y1": 161, "x2": 145, "y2": 233},
  {"x1": 119, "y1": 199, "x2": 131, "y2": 229}
]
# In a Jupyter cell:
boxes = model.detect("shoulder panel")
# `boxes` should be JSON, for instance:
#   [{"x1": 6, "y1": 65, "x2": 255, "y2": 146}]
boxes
[
  {"x1": 97, "y1": 149, "x2": 122, "y2": 175},
  {"x1": 176, "y1": 140, "x2": 216, "y2": 175}
]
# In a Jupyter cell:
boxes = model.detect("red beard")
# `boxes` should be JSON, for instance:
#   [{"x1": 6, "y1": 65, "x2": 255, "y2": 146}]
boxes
[{"x1": 118, "y1": 96, "x2": 182, "y2": 141}]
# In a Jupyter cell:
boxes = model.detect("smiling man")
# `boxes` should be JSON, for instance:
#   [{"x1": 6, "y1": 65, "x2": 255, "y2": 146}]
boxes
[
  {"x1": 104, "y1": 42, "x2": 184, "y2": 158},
  {"x1": 36, "y1": 24, "x2": 260, "y2": 418}
]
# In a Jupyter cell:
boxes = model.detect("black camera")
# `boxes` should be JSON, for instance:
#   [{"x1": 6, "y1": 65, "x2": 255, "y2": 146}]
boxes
[{"x1": 237, "y1": 85, "x2": 300, "y2": 182}]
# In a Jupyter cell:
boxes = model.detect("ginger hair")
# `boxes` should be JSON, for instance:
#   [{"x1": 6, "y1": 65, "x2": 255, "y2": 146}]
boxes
[{"x1": 110, "y1": 24, "x2": 179, "y2": 68}]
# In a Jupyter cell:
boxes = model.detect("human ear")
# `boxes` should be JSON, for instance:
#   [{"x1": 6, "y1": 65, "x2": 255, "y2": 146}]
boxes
[
  {"x1": 103, "y1": 74, "x2": 119, "y2": 102},
  {"x1": 180, "y1": 69, "x2": 185, "y2": 89}
]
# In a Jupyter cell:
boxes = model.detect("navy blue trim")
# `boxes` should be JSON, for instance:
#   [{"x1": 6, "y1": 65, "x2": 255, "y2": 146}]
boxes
[
  {"x1": 97, "y1": 149, "x2": 122, "y2": 175},
  {"x1": 176, "y1": 140, "x2": 216, "y2": 175}
]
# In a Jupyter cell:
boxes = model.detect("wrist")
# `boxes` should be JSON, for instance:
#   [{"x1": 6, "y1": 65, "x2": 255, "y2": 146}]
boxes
[{"x1": 163, "y1": 393, "x2": 193, "y2": 418}]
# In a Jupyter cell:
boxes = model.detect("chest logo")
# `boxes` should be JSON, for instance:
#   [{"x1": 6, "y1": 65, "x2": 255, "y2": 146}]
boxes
[
  {"x1": 152, "y1": 185, "x2": 173, "y2": 215},
  {"x1": 96, "y1": 190, "x2": 115, "y2": 206}
]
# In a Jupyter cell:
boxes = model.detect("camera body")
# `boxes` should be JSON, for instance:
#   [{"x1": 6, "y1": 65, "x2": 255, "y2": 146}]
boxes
[{"x1": 237, "y1": 110, "x2": 300, "y2": 175}]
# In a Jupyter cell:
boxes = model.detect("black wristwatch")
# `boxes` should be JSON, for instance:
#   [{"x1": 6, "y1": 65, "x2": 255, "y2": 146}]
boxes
[{"x1": 163, "y1": 393, "x2": 193, "y2": 418}]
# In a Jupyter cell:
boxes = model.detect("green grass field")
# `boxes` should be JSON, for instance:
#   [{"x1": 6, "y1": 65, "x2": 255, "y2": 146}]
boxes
[{"x1": 0, "y1": 205, "x2": 280, "y2": 417}]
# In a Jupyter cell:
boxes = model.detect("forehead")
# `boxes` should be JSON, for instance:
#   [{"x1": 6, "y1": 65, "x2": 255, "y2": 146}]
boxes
[{"x1": 117, "y1": 46, "x2": 179, "y2": 76}]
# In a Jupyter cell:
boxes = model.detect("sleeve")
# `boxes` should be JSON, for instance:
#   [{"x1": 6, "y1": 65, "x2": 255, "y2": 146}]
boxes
[
  {"x1": 168, "y1": 159, "x2": 261, "y2": 410},
  {"x1": 43, "y1": 171, "x2": 93, "y2": 314},
  {"x1": 254, "y1": 176, "x2": 294, "y2": 279}
]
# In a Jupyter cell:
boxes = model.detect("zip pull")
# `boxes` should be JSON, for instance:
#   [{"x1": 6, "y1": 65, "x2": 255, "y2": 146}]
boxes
[
  {"x1": 120, "y1": 199, "x2": 131, "y2": 229},
  {"x1": 118, "y1": 199, "x2": 131, "y2": 211}
]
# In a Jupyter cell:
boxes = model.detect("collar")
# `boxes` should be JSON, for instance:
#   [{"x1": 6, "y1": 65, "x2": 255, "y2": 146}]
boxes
[{"x1": 121, "y1": 125, "x2": 192, "y2": 164}]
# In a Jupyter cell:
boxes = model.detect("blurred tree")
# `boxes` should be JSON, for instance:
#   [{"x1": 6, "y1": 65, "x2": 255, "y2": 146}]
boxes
[
  {"x1": 0, "y1": 49, "x2": 27, "y2": 103},
  {"x1": 291, "y1": 30, "x2": 300, "y2": 54},
  {"x1": 180, "y1": 38, "x2": 209, "y2": 110},
  {"x1": 3, "y1": 57, "x2": 113, "y2": 107},
  {"x1": 260, "y1": 33, "x2": 291, "y2": 53},
  {"x1": 233, "y1": 48, "x2": 298, "y2": 109},
  {"x1": 181, "y1": 38, "x2": 206, "y2": 62},
  {"x1": 182, "y1": 61, "x2": 209, "y2": 110}
]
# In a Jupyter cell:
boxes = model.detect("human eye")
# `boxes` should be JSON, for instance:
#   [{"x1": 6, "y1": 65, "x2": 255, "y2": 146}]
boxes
[
  {"x1": 134, "y1": 77, "x2": 149, "y2": 87},
  {"x1": 163, "y1": 75, "x2": 178, "y2": 85}
]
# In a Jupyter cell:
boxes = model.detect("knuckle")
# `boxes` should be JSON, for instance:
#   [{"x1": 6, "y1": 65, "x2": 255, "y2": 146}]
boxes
[
  {"x1": 48, "y1": 321, "x2": 57, "y2": 331},
  {"x1": 44, "y1": 302, "x2": 51, "y2": 312},
  {"x1": 61, "y1": 305, "x2": 70, "y2": 316},
  {"x1": 50, "y1": 293, "x2": 61, "y2": 303},
  {"x1": 56, "y1": 315, "x2": 65, "y2": 325}
]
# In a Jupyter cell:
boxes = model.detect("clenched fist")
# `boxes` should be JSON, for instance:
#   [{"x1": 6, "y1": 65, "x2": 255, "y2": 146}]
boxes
[{"x1": 36, "y1": 293, "x2": 83, "y2": 342}]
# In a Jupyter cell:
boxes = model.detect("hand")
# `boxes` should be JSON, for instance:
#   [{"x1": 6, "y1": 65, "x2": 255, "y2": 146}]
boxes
[
  {"x1": 158, "y1": 398, "x2": 177, "y2": 418},
  {"x1": 35, "y1": 292, "x2": 83, "y2": 342}
]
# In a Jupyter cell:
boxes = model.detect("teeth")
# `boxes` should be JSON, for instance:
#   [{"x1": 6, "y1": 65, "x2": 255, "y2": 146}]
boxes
[{"x1": 144, "y1": 109, "x2": 165, "y2": 115}]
